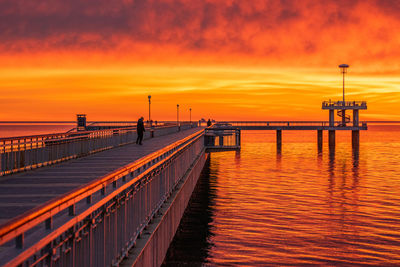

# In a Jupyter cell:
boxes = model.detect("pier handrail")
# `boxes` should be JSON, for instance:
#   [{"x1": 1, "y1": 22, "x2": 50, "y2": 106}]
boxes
[
  {"x1": 0, "y1": 128, "x2": 204, "y2": 265},
  {"x1": 216, "y1": 121, "x2": 367, "y2": 127},
  {"x1": 0, "y1": 122, "x2": 193, "y2": 142},
  {"x1": 0, "y1": 123, "x2": 195, "y2": 176}
]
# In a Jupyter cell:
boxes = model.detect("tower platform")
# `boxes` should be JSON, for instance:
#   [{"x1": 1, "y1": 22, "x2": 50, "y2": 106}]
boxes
[{"x1": 322, "y1": 101, "x2": 367, "y2": 110}]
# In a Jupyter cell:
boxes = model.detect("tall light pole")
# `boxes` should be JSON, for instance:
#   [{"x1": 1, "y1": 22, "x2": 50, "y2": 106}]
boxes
[
  {"x1": 177, "y1": 104, "x2": 179, "y2": 126},
  {"x1": 339, "y1": 64, "x2": 349, "y2": 103},
  {"x1": 148, "y1": 95, "x2": 151, "y2": 126},
  {"x1": 189, "y1": 108, "x2": 192, "y2": 123}
]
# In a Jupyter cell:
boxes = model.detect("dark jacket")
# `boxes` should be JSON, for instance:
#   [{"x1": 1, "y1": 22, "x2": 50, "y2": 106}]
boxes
[{"x1": 137, "y1": 119, "x2": 145, "y2": 133}]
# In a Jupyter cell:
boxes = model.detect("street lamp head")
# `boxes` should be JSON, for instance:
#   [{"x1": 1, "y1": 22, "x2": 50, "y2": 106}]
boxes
[
  {"x1": 339, "y1": 64, "x2": 349, "y2": 73},
  {"x1": 148, "y1": 95, "x2": 151, "y2": 99},
  {"x1": 177, "y1": 104, "x2": 179, "y2": 108}
]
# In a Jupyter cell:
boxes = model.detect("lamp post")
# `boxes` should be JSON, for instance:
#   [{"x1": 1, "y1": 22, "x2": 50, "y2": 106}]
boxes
[
  {"x1": 177, "y1": 104, "x2": 179, "y2": 126},
  {"x1": 189, "y1": 108, "x2": 192, "y2": 123},
  {"x1": 148, "y1": 95, "x2": 151, "y2": 126},
  {"x1": 339, "y1": 64, "x2": 349, "y2": 103}
]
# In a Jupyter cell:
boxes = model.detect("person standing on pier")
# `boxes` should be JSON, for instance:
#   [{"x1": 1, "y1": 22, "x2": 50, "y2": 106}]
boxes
[
  {"x1": 207, "y1": 119, "x2": 212, "y2": 127},
  {"x1": 136, "y1": 117, "x2": 145, "y2": 145}
]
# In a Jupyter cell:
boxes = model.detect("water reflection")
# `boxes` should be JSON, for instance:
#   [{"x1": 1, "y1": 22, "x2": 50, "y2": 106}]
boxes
[
  {"x1": 276, "y1": 143, "x2": 282, "y2": 155},
  {"x1": 326, "y1": 142, "x2": 362, "y2": 255},
  {"x1": 162, "y1": 158, "x2": 216, "y2": 266},
  {"x1": 352, "y1": 144, "x2": 360, "y2": 190},
  {"x1": 234, "y1": 150, "x2": 241, "y2": 168},
  {"x1": 165, "y1": 128, "x2": 400, "y2": 265},
  {"x1": 327, "y1": 144, "x2": 336, "y2": 213}
]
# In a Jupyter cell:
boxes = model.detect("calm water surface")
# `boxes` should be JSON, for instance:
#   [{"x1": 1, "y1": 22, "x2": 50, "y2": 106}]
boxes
[
  {"x1": 0, "y1": 124, "x2": 74, "y2": 138},
  {"x1": 164, "y1": 126, "x2": 400, "y2": 266}
]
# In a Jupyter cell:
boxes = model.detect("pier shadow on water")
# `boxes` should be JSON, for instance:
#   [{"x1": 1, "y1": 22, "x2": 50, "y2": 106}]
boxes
[{"x1": 162, "y1": 157, "x2": 217, "y2": 266}]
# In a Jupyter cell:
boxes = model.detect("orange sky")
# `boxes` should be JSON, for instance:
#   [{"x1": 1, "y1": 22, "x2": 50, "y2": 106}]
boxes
[{"x1": 0, "y1": 0, "x2": 399, "y2": 121}]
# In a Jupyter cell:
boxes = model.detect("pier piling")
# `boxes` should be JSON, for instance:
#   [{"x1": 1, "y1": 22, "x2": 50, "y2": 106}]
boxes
[
  {"x1": 328, "y1": 130, "x2": 335, "y2": 147},
  {"x1": 317, "y1": 130, "x2": 323, "y2": 151},
  {"x1": 329, "y1": 110, "x2": 335, "y2": 126},
  {"x1": 352, "y1": 130, "x2": 360, "y2": 148},
  {"x1": 276, "y1": 130, "x2": 282, "y2": 150},
  {"x1": 353, "y1": 110, "x2": 359, "y2": 127}
]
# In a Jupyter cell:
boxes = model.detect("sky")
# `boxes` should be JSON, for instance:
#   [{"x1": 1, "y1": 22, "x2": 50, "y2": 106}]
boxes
[{"x1": 1, "y1": 0, "x2": 400, "y2": 121}]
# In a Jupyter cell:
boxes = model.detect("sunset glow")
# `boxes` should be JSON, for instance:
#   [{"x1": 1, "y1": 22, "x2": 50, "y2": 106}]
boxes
[{"x1": 1, "y1": 0, "x2": 400, "y2": 121}]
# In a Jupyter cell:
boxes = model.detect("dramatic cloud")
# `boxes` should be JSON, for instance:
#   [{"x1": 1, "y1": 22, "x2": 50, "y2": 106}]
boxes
[{"x1": 1, "y1": 0, "x2": 400, "y2": 68}]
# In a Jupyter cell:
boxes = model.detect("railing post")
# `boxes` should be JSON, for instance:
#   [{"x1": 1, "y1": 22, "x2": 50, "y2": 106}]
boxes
[
  {"x1": 45, "y1": 217, "x2": 53, "y2": 230},
  {"x1": 16, "y1": 233, "x2": 24, "y2": 249},
  {"x1": 69, "y1": 204, "x2": 75, "y2": 216}
]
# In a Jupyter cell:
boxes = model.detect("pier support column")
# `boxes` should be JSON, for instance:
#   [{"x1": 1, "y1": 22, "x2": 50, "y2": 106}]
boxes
[
  {"x1": 352, "y1": 130, "x2": 359, "y2": 148},
  {"x1": 219, "y1": 136, "x2": 224, "y2": 146},
  {"x1": 352, "y1": 137, "x2": 360, "y2": 168},
  {"x1": 317, "y1": 130, "x2": 323, "y2": 152},
  {"x1": 276, "y1": 130, "x2": 282, "y2": 152},
  {"x1": 329, "y1": 110, "x2": 335, "y2": 126},
  {"x1": 328, "y1": 130, "x2": 335, "y2": 148},
  {"x1": 341, "y1": 109, "x2": 346, "y2": 126},
  {"x1": 236, "y1": 130, "x2": 241, "y2": 147},
  {"x1": 353, "y1": 109, "x2": 359, "y2": 127}
]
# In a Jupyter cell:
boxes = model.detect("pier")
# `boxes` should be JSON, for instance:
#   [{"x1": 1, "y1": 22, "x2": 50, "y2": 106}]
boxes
[
  {"x1": 0, "y1": 122, "x2": 205, "y2": 267},
  {"x1": 0, "y1": 100, "x2": 368, "y2": 266},
  {"x1": 216, "y1": 100, "x2": 368, "y2": 150}
]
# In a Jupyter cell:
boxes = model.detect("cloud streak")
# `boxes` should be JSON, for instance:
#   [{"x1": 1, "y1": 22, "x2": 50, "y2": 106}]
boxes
[{"x1": 1, "y1": 0, "x2": 400, "y2": 68}]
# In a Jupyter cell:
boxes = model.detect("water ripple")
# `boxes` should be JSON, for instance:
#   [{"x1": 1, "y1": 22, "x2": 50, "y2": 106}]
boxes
[{"x1": 164, "y1": 127, "x2": 400, "y2": 266}]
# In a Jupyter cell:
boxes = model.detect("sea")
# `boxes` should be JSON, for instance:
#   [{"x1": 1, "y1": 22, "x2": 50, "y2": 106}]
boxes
[
  {"x1": 163, "y1": 125, "x2": 400, "y2": 266},
  {"x1": 0, "y1": 124, "x2": 74, "y2": 138}
]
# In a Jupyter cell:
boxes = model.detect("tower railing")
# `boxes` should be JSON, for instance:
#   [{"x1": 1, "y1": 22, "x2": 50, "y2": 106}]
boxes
[{"x1": 322, "y1": 101, "x2": 367, "y2": 108}]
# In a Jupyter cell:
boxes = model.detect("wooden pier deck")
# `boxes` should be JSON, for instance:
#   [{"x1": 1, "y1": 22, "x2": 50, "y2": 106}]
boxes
[{"x1": 0, "y1": 127, "x2": 203, "y2": 226}]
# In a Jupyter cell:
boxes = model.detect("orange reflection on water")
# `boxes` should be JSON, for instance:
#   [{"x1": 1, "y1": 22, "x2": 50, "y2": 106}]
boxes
[{"x1": 205, "y1": 126, "x2": 400, "y2": 265}]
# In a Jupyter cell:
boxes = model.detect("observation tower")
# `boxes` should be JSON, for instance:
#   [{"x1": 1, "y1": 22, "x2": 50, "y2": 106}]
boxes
[{"x1": 322, "y1": 64, "x2": 367, "y2": 146}]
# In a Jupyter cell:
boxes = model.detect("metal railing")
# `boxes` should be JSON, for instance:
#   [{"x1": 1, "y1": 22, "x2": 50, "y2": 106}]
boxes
[
  {"x1": 86, "y1": 121, "x2": 182, "y2": 128},
  {"x1": 0, "y1": 123, "x2": 197, "y2": 176},
  {"x1": 216, "y1": 121, "x2": 367, "y2": 127},
  {"x1": 322, "y1": 100, "x2": 367, "y2": 108},
  {"x1": 0, "y1": 129, "x2": 205, "y2": 267}
]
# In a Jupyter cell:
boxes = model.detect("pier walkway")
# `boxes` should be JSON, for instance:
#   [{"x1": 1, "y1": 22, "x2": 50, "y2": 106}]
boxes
[
  {"x1": 0, "y1": 125, "x2": 207, "y2": 267},
  {"x1": 0, "y1": 127, "x2": 201, "y2": 225}
]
